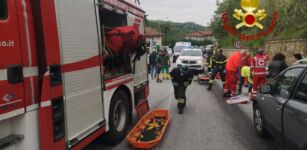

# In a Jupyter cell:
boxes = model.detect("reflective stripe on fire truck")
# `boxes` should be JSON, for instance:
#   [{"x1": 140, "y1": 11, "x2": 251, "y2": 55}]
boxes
[
  {"x1": 26, "y1": 104, "x2": 39, "y2": 112},
  {"x1": 0, "y1": 108, "x2": 25, "y2": 121},
  {"x1": 40, "y1": 100, "x2": 51, "y2": 108},
  {"x1": 0, "y1": 66, "x2": 38, "y2": 81},
  {"x1": 105, "y1": 74, "x2": 133, "y2": 89}
]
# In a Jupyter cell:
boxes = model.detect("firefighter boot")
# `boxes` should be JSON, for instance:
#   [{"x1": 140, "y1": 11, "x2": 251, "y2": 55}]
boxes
[
  {"x1": 178, "y1": 99, "x2": 185, "y2": 114},
  {"x1": 162, "y1": 73, "x2": 166, "y2": 80},
  {"x1": 178, "y1": 107, "x2": 184, "y2": 114}
]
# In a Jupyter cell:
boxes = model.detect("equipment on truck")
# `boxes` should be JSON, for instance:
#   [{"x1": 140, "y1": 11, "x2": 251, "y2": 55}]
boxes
[{"x1": 106, "y1": 26, "x2": 141, "y2": 54}]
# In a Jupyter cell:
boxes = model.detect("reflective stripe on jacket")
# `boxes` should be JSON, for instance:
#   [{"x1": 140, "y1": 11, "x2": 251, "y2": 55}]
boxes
[{"x1": 250, "y1": 54, "x2": 267, "y2": 77}]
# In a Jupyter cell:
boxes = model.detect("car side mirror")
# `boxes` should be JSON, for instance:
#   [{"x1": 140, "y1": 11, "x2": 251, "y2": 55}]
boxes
[{"x1": 260, "y1": 84, "x2": 272, "y2": 94}]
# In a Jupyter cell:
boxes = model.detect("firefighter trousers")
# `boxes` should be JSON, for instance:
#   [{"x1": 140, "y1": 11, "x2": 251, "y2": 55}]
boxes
[
  {"x1": 252, "y1": 76, "x2": 266, "y2": 99},
  {"x1": 174, "y1": 85, "x2": 187, "y2": 109},
  {"x1": 224, "y1": 70, "x2": 239, "y2": 95},
  {"x1": 208, "y1": 67, "x2": 225, "y2": 89}
]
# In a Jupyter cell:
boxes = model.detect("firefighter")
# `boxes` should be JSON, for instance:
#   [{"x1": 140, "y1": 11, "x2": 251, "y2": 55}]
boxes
[
  {"x1": 206, "y1": 48, "x2": 214, "y2": 73},
  {"x1": 250, "y1": 48, "x2": 268, "y2": 100},
  {"x1": 207, "y1": 48, "x2": 227, "y2": 91},
  {"x1": 224, "y1": 50, "x2": 247, "y2": 97},
  {"x1": 170, "y1": 65, "x2": 194, "y2": 114}
]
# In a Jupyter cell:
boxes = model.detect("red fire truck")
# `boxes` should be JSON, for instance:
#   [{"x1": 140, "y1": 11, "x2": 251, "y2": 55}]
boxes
[{"x1": 0, "y1": 0, "x2": 149, "y2": 149}]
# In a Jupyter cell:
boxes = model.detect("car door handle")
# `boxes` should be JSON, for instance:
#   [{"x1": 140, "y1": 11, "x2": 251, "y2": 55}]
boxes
[{"x1": 276, "y1": 104, "x2": 282, "y2": 111}]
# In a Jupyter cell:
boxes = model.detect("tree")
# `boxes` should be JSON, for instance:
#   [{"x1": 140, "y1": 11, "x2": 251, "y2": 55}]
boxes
[{"x1": 161, "y1": 23, "x2": 171, "y2": 45}]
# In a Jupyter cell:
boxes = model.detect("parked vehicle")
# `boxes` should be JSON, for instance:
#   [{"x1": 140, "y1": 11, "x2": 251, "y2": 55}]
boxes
[
  {"x1": 205, "y1": 45, "x2": 213, "y2": 51},
  {"x1": 0, "y1": 0, "x2": 148, "y2": 149},
  {"x1": 253, "y1": 64, "x2": 307, "y2": 150},
  {"x1": 173, "y1": 42, "x2": 191, "y2": 63},
  {"x1": 176, "y1": 49, "x2": 205, "y2": 73},
  {"x1": 167, "y1": 48, "x2": 173, "y2": 56}
]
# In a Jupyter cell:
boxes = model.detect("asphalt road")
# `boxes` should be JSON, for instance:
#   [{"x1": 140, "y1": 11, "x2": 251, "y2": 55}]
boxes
[{"x1": 86, "y1": 74, "x2": 283, "y2": 150}]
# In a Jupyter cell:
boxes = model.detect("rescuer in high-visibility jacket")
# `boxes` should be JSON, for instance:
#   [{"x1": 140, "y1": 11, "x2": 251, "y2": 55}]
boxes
[
  {"x1": 206, "y1": 49, "x2": 214, "y2": 73},
  {"x1": 241, "y1": 66, "x2": 253, "y2": 94},
  {"x1": 207, "y1": 49, "x2": 227, "y2": 91},
  {"x1": 170, "y1": 65, "x2": 194, "y2": 114},
  {"x1": 224, "y1": 50, "x2": 247, "y2": 97},
  {"x1": 250, "y1": 49, "x2": 268, "y2": 100}
]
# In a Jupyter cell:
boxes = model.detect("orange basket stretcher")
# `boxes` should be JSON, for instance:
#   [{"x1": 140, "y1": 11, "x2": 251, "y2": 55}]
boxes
[
  {"x1": 126, "y1": 109, "x2": 170, "y2": 149},
  {"x1": 198, "y1": 74, "x2": 210, "y2": 84}
]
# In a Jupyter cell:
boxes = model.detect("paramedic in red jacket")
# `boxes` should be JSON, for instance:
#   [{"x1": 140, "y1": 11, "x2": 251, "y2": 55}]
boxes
[
  {"x1": 250, "y1": 49, "x2": 268, "y2": 100},
  {"x1": 224, "y1": 50, "x2": 247, "y2": 97}
]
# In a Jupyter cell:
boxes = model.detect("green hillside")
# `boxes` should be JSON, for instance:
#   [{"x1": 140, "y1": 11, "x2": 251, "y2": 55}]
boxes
[{"x1": 146, "y1": 20, "x2": 211, "y2": 46}]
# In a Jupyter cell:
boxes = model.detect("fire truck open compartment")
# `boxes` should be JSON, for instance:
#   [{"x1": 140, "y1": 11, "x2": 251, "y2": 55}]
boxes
[{"x1": 98, "y1": 6, "x2": 133, "y2": 80}]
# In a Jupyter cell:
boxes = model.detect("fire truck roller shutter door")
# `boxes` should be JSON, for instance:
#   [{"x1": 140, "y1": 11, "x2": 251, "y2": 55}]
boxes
[{"x1": 55, "y1": 0, "x2": 104, "y2": 145}]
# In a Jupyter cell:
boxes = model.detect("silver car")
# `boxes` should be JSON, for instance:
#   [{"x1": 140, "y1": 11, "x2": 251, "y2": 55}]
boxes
[{"x1": 253, "y1": 64, "x2": 307, "y2": 150}]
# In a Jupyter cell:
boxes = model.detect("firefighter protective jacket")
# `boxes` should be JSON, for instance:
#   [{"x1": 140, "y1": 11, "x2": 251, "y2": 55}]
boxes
[
  {"x1": 170, "y1": 67, "x2": 194, "y2": 86},
  {"x1": 212, "y1": 54, "x2": 227, "y2": 69}
]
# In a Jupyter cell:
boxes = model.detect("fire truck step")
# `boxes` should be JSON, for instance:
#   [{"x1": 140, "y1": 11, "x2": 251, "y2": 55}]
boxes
[{"x1": 0, "y1": 134, "x2": 24, "y2": 149}]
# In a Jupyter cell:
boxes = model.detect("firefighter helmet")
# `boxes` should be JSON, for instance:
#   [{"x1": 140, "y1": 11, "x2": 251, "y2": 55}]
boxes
[{"x1": 180, "y1": 65, "x2": 189, "y2": 76}]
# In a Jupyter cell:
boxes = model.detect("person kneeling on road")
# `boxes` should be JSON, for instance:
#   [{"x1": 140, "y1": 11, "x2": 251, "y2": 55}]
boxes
[
  {"x1": 207, "y1": 48, "x2": 227, "y2": 91},
  {"x1": 224, "y1": 50, "x2": 247, "y2": 97},
  {"x1": 170, "y1": 65, "x2": 194, "y2": 114}
]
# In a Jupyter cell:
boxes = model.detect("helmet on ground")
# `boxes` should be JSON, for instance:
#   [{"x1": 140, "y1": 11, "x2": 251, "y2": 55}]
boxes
[{"x1": 180, "y1": 65, "x2": 189, "y2": 76}]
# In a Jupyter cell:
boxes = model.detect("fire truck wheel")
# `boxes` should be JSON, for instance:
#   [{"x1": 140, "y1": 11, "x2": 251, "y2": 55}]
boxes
[{"x1": 106, "y1": 90, "x2": 130, "y2": 144}]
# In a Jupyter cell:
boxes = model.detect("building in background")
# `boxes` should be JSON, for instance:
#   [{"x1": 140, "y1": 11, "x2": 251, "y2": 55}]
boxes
[
  {"x1": 185, "y1": 31, "x2": 215, "y2": 41},
  {"x1": 145, "y1": 27, "x2": 163, "y2": 51}
]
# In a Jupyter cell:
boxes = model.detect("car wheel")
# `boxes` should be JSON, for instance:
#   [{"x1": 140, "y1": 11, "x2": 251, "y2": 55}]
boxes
[
  {"x1": 253, "y1": 104, "x2": 269, "y2": 137},
  {"x1": 105, "y1": 90, "x2": 130, "y2": 144}
]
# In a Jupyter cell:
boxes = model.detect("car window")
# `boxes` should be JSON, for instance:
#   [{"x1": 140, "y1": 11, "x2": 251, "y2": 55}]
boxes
[
  {"x1": 294, "y1": 73, "x2": 307, "y2": 102},
  {"x1": 0, "y1": 0, "x2": 7, "y2": 19},
  {"x1": 181, "y1": 50, "x2": 202, "y2": 56},
  {"x1": 273, "y1": 68, "x2": 304, "y2": 99},
  {"x1": 174, "y1": 46, "x2": 183, "y2": 52}
]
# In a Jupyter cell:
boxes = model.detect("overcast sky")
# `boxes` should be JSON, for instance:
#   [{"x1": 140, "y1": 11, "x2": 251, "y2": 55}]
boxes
[{"x1": 140, "y1": 0, "x2": 217, "y2": 26}]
